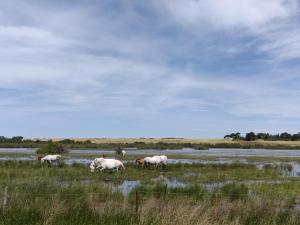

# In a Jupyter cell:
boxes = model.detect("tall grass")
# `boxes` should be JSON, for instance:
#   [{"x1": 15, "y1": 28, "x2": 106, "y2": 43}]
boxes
[{"x1": 1, "y1": 161, "x2": 300, "y2": 224}]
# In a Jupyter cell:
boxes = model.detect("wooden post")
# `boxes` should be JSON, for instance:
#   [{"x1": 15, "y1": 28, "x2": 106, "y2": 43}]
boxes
[
  {"x1": 213, "y1": 192, "x2": 219, "y2": 206},
  {"x1": 2, "y1": 186, "x2": 8, "y2": 213},
  {"x1": 135, "y1": 190, "x2": 139, "y2": 213},
  {"x1": 164, "y1": 184, "x2": 168, "y2": 198}
]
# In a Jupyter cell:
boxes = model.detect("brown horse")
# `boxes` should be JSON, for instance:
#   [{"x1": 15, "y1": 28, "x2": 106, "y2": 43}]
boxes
[{"x1": 136, "y1": 158, "x2": 145, "y2": 167}]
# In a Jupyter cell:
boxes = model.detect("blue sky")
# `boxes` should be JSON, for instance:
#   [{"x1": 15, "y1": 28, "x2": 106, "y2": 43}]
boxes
[{"x1": 0, "y1": 0, "x2": 300, "y2": 138}]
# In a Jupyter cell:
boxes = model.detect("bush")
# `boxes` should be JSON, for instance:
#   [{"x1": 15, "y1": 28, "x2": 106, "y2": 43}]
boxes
[{"x1": 36, "y1": 143, "x2": 68, "y2": 155}]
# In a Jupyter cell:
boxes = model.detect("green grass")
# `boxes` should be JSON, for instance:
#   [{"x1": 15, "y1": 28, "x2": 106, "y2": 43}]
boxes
[{"x1": 1, "y1": 161, "x2": 300, "y2": 224}]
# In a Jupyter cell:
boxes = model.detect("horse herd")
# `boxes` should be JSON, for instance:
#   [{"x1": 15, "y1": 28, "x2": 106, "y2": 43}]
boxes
[{"x1": 39, "y1": 153, "x2": 168, "y2": 172}]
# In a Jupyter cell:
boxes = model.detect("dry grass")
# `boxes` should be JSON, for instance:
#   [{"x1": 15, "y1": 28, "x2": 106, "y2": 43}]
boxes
[
  {"x1": 39, "y1": 137, "x2": 228, "y2": 144},
  {"x1": 37, "y1": 137, "x2": 300, "y2": 146},
  {"x1": 137, "y1": 197, "x2": 300, "y2": 225}
]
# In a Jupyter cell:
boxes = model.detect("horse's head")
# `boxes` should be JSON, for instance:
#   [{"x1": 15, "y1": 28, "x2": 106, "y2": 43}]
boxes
[{"x1": 136, "y1": 159, "x2": 144, "y2": 166}]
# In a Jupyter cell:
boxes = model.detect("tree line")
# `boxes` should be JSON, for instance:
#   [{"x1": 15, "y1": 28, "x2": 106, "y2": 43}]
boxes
[
  {"x1": 0, "y1": 136, "x2": 92, "y2": 144},
  {"x1": 224, "y1": 132, "x2": 300, "y2": 141}
]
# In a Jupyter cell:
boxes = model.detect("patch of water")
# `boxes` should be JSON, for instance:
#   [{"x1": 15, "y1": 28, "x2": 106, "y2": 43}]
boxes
[
  {"x1": 285, "y1": 163, "x2": 300, "y2": 177},
  {"x1": 64, "y1": 158, "x2": 93, "y2": 165},
  {"x1": 0, "y1": 148, "x2": 35, "y2": 153},
  {"x1": 71, "y1": 148, "x2": 300, "y2": 157},
  {"x1": 58, "y1": 179, "x2": 140, "y2": 196},
  {"x1": 112, "y1": 180, "x2": 141, "y2": 195},
  {"x1": 152, "y1": 175, "x2": 187, "y2": 188},
  {"x1": 0, "y1": 156, "x2": 34, "y2": 161},
  {"x1": 4, "y1": 147, "x2": 300, "y2": 157}
]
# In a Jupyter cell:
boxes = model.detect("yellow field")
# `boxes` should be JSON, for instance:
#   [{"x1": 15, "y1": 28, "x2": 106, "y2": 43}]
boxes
[{"x1": 43, "y1": 137, "x2": 300, "y2": 147}]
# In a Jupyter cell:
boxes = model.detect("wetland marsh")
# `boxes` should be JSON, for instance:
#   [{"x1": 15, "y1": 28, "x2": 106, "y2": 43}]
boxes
[{"x1": 1, "y1": 147, "x2": 300, "y2": 224}]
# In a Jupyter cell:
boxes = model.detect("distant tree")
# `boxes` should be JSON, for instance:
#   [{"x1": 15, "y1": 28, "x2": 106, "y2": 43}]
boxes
[
  {"x1": 280, "y1": 132, "x2": 292, "y2": 141},
  {"x1": 292, "y1": 133, "x2": 300, "y2": 141},
  {"x1": 11, "y1": 136, "x2": 23, "y2": 143},
  {"x1": 224, "y1": 132, "x2": 241, "y2": 140},
  {"x1": 256, "y1": 133, "x2": 267, "y2": 140},
  {"x1": 225, "y1": 132, "x2": 300, "y2": 141},
  {"x1": 245, "y1": 132, "x2": 256, "y2": 141},
  {"x1": 0, "y1": 136, "x2": 7, "y2": 142}
]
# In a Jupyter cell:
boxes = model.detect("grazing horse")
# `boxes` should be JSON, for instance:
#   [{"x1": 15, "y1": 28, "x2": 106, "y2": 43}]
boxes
[
  {"x1": 136, "y1": 158, "x2": 145, "y2": 167},
  {"x1": 40, "y1": 155, "x2": 62, "y2": 164},
  {"x1": 144, "y1": 155, "x2": 168, "y2": 167},
  {"x1": 154, "y1": 155, "x2": 167, "y2": 165},
  {"x1": 90, "y1": 158, "x2": 125, "y2": 172}
]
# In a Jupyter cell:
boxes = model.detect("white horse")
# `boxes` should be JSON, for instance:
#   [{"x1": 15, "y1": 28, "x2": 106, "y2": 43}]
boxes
[
  {"x1": 40, "y1": 155, "x2": 62, "y2": 164},
  {"x1": 90, "y1": 158, "x2": 125, "y2": 172},
  {"x1": 121, "y1": 150, "x2": 126, "y2": 157},
  {"x1": 144, "y1": 155, "x2": 167, "y2": 167},
  {"x1": 154, "y1": 155, "x2": 167, "y2": 165}
]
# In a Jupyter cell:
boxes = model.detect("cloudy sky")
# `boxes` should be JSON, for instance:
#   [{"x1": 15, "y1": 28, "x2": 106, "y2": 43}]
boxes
[{"x1": 0, "y1": 0, "x2": 300, "y2": 138}]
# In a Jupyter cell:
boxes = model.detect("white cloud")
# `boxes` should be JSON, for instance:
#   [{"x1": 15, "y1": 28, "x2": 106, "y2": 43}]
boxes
[
  {"x1": 161, "y1": 0, "x2": 300, "y2": 61},
  {"x1": 0, "y1": 0, "x2": 300, "y2": 137},
  {"x1": 162, "y1": 0, "x2": 297, "y2": 28}
]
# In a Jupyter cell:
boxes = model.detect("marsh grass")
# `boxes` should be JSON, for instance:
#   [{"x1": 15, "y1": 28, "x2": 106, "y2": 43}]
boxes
[{"x1": 1, "y1": 161, "x2": 300, "y2": 224}]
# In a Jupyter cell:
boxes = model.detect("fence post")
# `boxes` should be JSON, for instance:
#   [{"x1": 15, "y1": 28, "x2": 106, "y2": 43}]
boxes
[
  {"x1": 135, "y1": 190, "x2": 139, "y2": 213},
  {"x1": 164, "y1": 184, "x2": 167, "y2": 196},
  {"x1": 213, "y1": 192, "x2": 219, "y2": 206},
  {"x1": 2, "y1": 186, "x2": 8, "y2": 213}
]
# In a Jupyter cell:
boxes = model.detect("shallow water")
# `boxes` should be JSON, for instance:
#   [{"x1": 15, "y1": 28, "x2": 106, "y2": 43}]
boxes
[
  {"x1": 152, "y1": 175, "x2": 187, "y2": 188},
  {"x1": 113, "y1": 180, "x2": 141, "y2": 195},
  {"x1": 58, "y1": 179, "x2": 140, "y2": 196},
  {"x1": 71, "y1": 148, "x2": 300, "y2": 157},
  {"x1": 0, "y1": 148, "x2": 35, "y2": 153},
  {"x1": 285, "y1": 163, "x2": 300, "y2": 177},
  {"x1": 4, "y1": 147, "x2": 300, "y2": 157}
]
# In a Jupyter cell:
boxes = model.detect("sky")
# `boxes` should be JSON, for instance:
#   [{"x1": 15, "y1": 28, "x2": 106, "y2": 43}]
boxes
[{"x1": 0, "y1": 0, "x2": 300, "y2": 138}]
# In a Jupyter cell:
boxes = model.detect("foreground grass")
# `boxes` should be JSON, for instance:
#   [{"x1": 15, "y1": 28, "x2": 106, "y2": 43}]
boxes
[{"x1": 1, "y1": 161, "x2": 300, "y2": 225}]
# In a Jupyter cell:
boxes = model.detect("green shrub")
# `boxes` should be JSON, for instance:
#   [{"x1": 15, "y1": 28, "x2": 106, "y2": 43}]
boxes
[{"x1": 36, "y1": 143, "x2": 68, "y2": 155}]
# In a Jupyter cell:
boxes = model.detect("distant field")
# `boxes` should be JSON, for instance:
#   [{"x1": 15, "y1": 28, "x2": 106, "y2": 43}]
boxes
[
  {"x1": 2, "y1": 138, "x2": 298, "y2": 150},
  {"x1": 47, "y1": 137, "x2": 300, "y2": 146}
]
